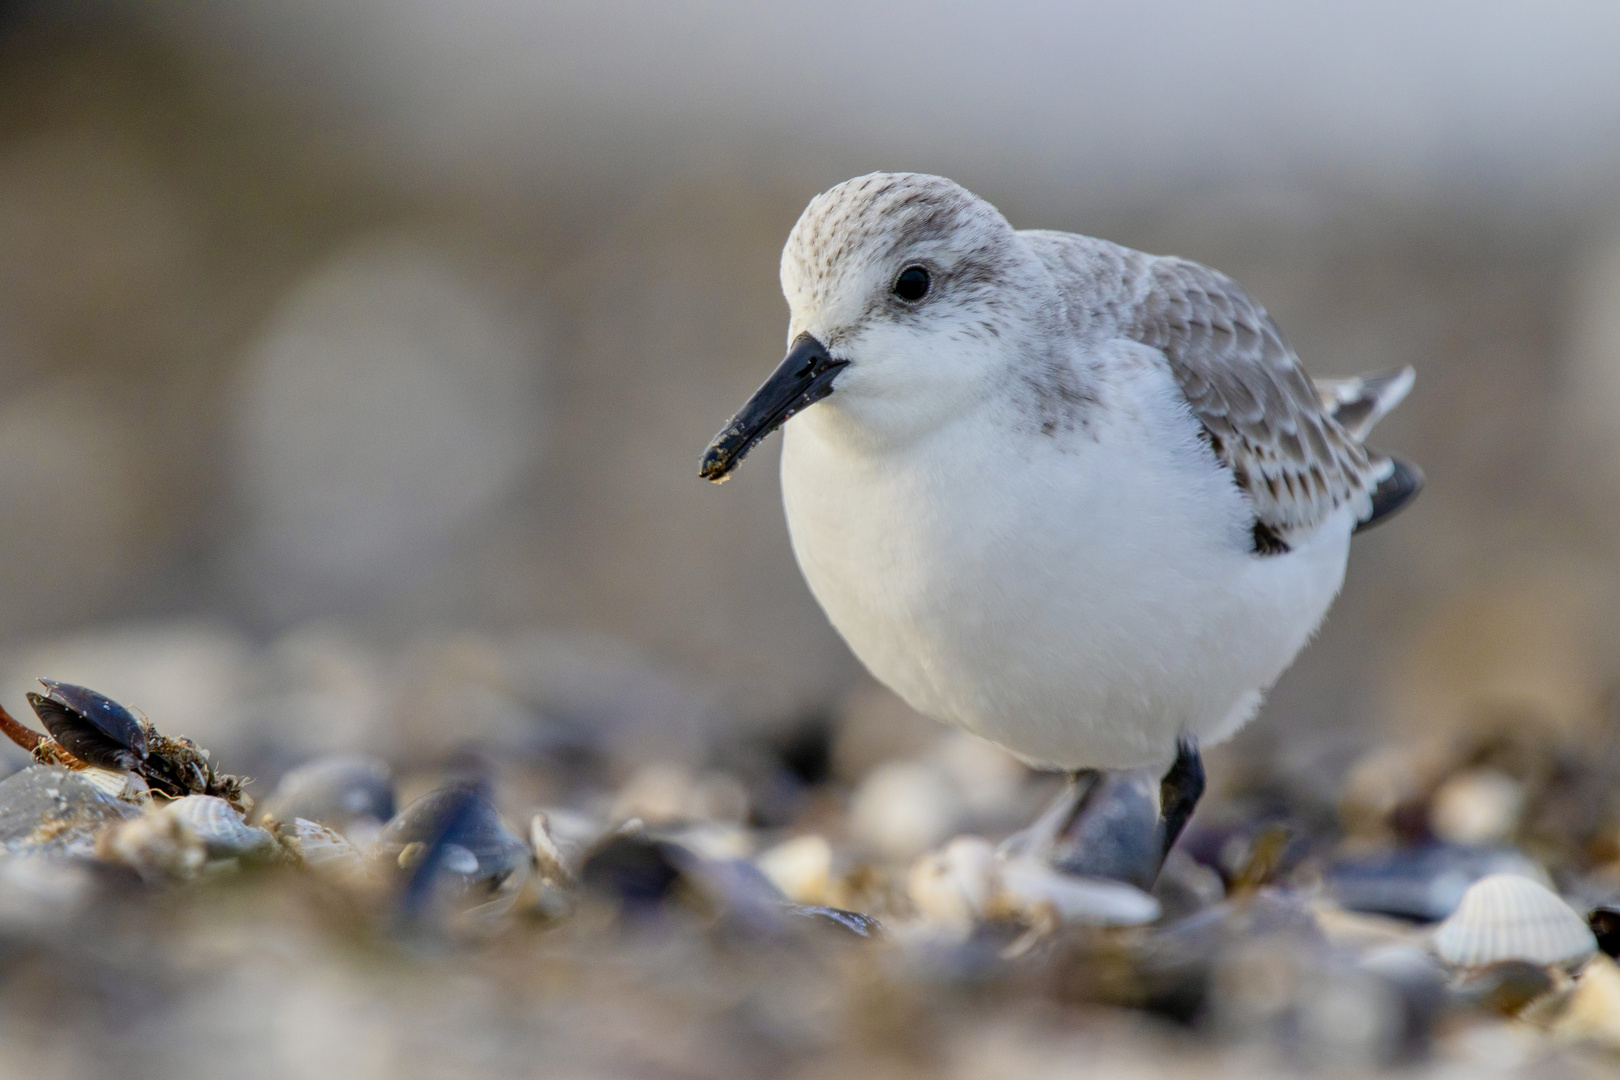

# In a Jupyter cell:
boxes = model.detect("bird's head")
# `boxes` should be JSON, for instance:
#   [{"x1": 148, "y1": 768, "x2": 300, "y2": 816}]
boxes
[{"x1": 700, "y1": 172, "x2": 1061, "y2": 482}]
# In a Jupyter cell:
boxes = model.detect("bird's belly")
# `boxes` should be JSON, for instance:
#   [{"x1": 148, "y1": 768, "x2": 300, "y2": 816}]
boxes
[{"x1": 780, "y1": 418, "x2": 1350, "y2": 771}]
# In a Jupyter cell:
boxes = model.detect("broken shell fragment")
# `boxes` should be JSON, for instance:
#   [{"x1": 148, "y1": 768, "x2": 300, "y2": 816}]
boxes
[
  {"x1": 991, "y1": 857, "x2": 1161, "y2": 927},
  {"x1": 529, "y1": 813, "x2": 575, "y2": 885},
  {"x1": 1550, "y1": 953, "x2": 1620, "y2": 1049},
  {"x1": 908, "y1": 835, "x2": 996, "y2": 929},
  {"x1": 98, "y1": 810, "x2": 207, "y2": 881},
  {"x1": 1434, "y1": 873, "x2": 1596, "y2": 968},
  {"x1": 284, "y1": 818, "x2": 374, "y2": 889},
  {"x1": 163, "y1": 795, "x2": 277, "y2": 859},
  {"x1": 26, "y1": 679, "x2": 148, "y2": 772},
  {"x1": 78, "y1": 767, "x2": 149, "y2": 802},
  {"x1": 756, "y1": 834, "x2": 833, "y2": 905},
  {"x1": 0, "y1": 765, "x2": 142, "y2": 858}
]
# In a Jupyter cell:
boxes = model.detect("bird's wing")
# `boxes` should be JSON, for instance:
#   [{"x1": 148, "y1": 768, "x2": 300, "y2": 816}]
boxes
[
  {"x1": 1024, "y1": 233, "x2": 1418, "y2": 546},
  {"x1": 1124, "y1": 254, "x2": 1396, "y2": 544}
]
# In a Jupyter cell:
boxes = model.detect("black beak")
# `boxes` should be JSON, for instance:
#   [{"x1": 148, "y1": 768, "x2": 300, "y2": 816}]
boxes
[{"x1": 700, "y1": 333, "x2": 848, "y2": 482}]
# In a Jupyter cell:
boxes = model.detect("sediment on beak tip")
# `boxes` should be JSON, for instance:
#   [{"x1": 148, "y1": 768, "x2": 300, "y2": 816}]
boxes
[{"x1": 698, "y1": 333, "x2": 845, "y2": 483}]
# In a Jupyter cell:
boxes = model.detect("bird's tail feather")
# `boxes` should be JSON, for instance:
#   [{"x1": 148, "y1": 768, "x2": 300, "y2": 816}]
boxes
[{"x1": 1314, "y1": 365, "x2": 1415, "y2": 442}]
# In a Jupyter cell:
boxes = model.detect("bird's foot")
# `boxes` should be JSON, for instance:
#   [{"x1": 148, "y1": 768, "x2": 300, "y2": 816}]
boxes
[
  {"x1": 1003, "y1": 738, "x2": 1206, "y2": 892},
  {"x1": 997, "y1": 768, "x2": 1102, "y2": 862}
]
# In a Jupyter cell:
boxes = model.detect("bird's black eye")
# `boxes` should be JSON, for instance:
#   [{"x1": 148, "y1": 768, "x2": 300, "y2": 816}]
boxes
[{"x1": 893, "y1": 265, "x2": 930, "y2": 302}]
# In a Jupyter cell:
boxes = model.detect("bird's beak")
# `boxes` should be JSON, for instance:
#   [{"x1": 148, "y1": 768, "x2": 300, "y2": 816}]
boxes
[{"x1": 699, "y1": 332, "x2": 848, "y2": 482}]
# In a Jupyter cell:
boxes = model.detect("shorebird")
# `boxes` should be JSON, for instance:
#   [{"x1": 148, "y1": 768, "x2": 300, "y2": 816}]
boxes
[{"x1": 701, "y1": 173, "x2": 1419, "y2": 884}]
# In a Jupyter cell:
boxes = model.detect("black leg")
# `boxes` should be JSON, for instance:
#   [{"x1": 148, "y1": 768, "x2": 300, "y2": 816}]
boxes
[
  {"x1": 1157, "y1": 736, "x2": 1205, "y2": 864},
  {"x1": 1000, "y1": 739, "x2": 1204, "y2": 892}
]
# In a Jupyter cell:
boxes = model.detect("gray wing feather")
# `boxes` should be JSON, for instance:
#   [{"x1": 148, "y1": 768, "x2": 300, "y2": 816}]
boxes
[
  {"x1": 1129, "y1": 256, "x2": 1392, "y2": 540},
  {"x1": 1127, "y1": 255, "x2": 1384, "y2": 540}
]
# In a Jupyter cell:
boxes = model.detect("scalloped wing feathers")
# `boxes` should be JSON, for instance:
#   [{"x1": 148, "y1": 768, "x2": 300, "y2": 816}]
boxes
[{"x1": 1028, "y1": 232, "x2": 1416, "y2": 545}]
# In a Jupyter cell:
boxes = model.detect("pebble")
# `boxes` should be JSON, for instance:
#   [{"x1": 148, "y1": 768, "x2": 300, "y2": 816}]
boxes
[{"x1": 848, "y1": 760, "x2": 962, "y2": 860}]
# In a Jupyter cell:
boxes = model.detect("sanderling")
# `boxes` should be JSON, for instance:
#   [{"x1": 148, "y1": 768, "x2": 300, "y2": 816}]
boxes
[{"x1": 701, "y1": 173, "x2": 1419, "y2": 881}]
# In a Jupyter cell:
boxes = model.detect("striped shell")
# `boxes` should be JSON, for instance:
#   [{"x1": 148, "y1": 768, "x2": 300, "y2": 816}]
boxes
[
  {"x1": 163, "y1": 795, "x2": 276, "y2": 859},
  {"x1": 1434, "y1": 873, "x2": 1596, "y2": 968},
  {"x1": 288, "y1": 818, "x2": 362, "y2": 867}
]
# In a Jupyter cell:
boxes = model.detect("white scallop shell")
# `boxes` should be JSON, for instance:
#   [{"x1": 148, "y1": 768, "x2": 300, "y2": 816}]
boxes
[
  {"x1": 1434, "y1": 873, "x2": 1596, "y2": 968},
  {"x1": 163, "y1": 796, "x2": 276, "y2": 859}
]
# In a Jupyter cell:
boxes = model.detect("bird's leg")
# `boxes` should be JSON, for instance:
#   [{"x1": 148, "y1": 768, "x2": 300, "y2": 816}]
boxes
[
  {"x1": 998, "y1": 768, "x2": 1102, "y2": 862},
  {"x1": 1156, "y1": 736, "x2": 1205, "y2": 865},
  {"x1": 998, "y1": 740, "x2": 1204, "y2": 890}
]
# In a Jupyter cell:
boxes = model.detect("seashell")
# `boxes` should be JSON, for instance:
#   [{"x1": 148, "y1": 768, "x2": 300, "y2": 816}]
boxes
[
  {"x1": 162, "y1": 795, "x2": 277, "y2": 859},
  {"x1": 757, "y1": 834, "x2": 833, "y2": 905},
  {"x1": 1434, "y1": 873, "x2": 1596, "y2": 968},
  {"x1": 0, "y1": 765, "x2": 142, "y2": 858},
  {"x1": 376, "y1": 782, "x2": 529, "y2": 893},
  {"x1": 1047, "y1": 769, "x2": 1164, "y2": 890},
  {"x1": 26, "y1": 679, "x2": 148, "y2": 771},
  {"x1": 785, "y1": 904, "x2": 882, "y2": 938},
  {"x1": 991, "y1": 857, "x2": 1161, "y2": 927},
  {"x1": 529, "y1": 813, "x2": 574, "y2": 885},
  {"x1": 78, "y1": 767, "x2": 149, "y2": 803},
  {"x1": 262, "y1": 754, "x2": 395, "y2": 836},
  {"x1": 288, "y1": 817, "x2": 364, "y2": 870},
  {"x1": 98, "y1": 810, "x2": 206, "y2": 880},
  {"x1": 436, "y1": 843, "x2": 479, "y2": 876},
  {"x1": 908, "y1": 835, "x2": 996, "y2": 929},
  {"x1": 1550, "y1": 953, "x2": 1620, "y2": 1048}
]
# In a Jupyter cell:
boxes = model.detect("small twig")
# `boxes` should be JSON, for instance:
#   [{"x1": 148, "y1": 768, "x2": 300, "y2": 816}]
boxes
[{"x1": 0, "y1": 702, "x2": 42, "y2": 752}]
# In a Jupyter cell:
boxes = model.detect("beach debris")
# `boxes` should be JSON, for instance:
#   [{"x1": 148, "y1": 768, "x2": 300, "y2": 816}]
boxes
[{"x1": 0, "y1": 680, "x2": 250, "y2": 814}]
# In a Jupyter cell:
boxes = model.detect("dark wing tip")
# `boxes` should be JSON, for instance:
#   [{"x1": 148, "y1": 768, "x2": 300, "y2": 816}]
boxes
[{"x1": 1354, "y1": 456, "x2": 1423, "y2": 534}]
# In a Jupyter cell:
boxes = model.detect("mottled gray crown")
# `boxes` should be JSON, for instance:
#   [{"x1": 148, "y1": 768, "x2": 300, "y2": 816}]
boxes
[{"x1": 782, "y1": 173, "x2": 1019, "y2": 312}]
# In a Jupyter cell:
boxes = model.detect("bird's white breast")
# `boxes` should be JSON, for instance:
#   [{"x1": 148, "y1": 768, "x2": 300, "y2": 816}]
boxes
[{"x1": 779, "y1": 348, "x2": 1352, "y2": 770}]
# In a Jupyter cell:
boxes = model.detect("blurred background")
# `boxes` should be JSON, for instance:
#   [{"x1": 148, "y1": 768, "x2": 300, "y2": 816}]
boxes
[{"x1": 0, "y1": 0, "x2": 1618, "y2": 801}]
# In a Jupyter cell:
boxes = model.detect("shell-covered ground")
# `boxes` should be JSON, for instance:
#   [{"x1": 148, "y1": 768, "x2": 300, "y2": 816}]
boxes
[{"x1": 0, "y1": 663, "x2": 1619, "y2": 1080}]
